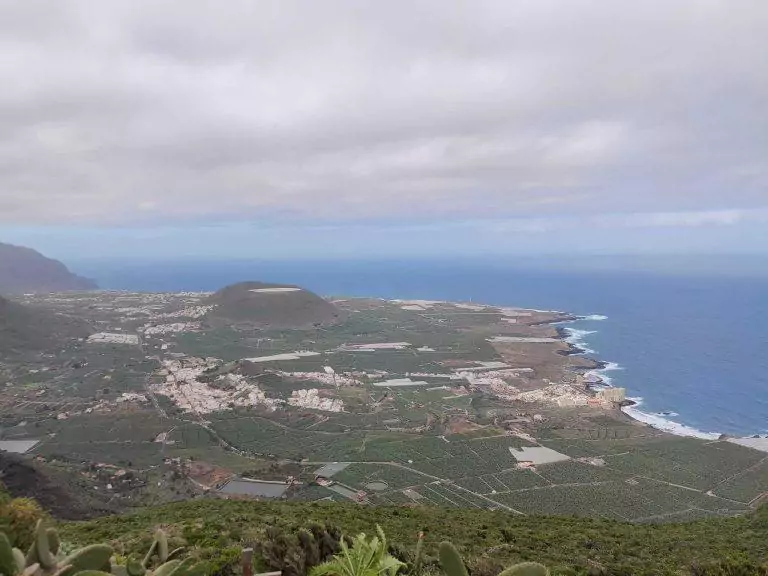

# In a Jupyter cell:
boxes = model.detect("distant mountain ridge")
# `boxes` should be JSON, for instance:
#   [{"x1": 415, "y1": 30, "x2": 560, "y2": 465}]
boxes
[{"x1": 0, "y1": 242, "x2": 96, "y2": 294}]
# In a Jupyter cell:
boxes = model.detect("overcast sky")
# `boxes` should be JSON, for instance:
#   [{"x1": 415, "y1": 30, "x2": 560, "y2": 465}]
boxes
[{"x1": 1, "y1": 1, "x2": 767, "y2": 260}]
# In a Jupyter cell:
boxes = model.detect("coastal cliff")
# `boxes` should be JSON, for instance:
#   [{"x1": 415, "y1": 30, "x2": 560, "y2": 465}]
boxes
[{"x1": 0, "y1": 242, "x2": 96, "y2": 294}]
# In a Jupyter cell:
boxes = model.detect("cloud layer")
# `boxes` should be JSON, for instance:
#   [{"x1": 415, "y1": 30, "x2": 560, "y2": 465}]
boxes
[{"x1": 1, "y1": 1, "x2": 767, "y2": 224}]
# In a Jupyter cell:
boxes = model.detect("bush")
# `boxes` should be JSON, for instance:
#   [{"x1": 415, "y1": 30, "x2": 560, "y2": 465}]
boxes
[
  {"x1": 0, "y1": 496, "x2": 46, "y2": 549},
  {"x1": 691, "y1": 560, "x2": 768, "y2": 576}
]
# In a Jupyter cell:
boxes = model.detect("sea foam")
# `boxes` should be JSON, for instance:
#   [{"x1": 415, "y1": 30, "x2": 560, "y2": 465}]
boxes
[
  {"x1": 585, "y1": 361, "x2": 622, "y2": 386},
  {"x1": 563, "y1": 327, "x2": 597, "y2": 354},
  {"x1": 565, "y1": 313, "x2": 724, "y2": 440},
  {"x1": 582, "y1": 314, "x2": 608, "y2": 321},
  {"x1": 621, "y1": 398, "x2": 720, "y2": 440}
]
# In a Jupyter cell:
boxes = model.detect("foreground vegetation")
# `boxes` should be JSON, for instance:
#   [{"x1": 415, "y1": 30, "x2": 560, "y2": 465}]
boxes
[{"x1": 55, "y1": 499, "x2": 768, "y2": 576}]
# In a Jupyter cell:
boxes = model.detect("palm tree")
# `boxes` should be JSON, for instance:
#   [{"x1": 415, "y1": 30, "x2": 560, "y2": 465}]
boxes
[{"x1": 310, "y1": 526, "x2": 405, "y2": 576}]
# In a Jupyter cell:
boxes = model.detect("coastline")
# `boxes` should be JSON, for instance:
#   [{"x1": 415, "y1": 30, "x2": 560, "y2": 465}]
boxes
[{"x1": 558, "y1": 315, "x2": 727, "y2": 441}]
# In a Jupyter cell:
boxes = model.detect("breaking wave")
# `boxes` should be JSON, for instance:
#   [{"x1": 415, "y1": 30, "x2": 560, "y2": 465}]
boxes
[
  {"x1": 582, "y1": 314, "x2": 608, "y2": 321},
  {"x1": 585, "y1": 361, "x2": 622, "y2": 386},
  {"x1": 565, "y1": 312, "x2": 723, "y2": 440},
  {"x1": 563, "y1": 327, "x2": 597, "y2": 354},
  {"x1": 621, "y1": 397, "x2": 720, "y2": 440}
]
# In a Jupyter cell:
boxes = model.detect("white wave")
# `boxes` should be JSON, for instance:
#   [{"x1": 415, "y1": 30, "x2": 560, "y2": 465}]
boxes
[
  {"x1": 621, "y1": 397, "x2": 720, "y2": 440},
  {"x1": 563, "y1": 327, "x2": 597, "y2": 354},
  {"x1": 585, "y1": 361, "x2": 622, "y2": 386},
  {"x1": 582, "y1": 314, "x2": 608, "y2": 321}
]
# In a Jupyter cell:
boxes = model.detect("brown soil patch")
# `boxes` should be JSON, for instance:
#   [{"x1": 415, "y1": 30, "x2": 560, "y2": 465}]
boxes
[
  {"x1": 447, "y1": 417, "x2": 482, "y2": 434},
  {"x1": 187, "y1": 461, "x2": 232, "y2": 488}
]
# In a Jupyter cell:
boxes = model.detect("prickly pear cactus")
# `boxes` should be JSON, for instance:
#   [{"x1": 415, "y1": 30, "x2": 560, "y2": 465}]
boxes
[
  {"x1": 61, "y1": 545, "x2": 113, "y2": 574},
  {"x1": 7, "y1": 521, "x2": 113, "y2": 576},
  {"x1": 0, "y1": 532, "x2": 22, "y2": 576},
  {"x1": 498, "y1": 562, "x2": 549, "y2": 576},
  {"x1": 117, "y1": 531, "x2": 203, "y2": 576},
  {"x1": 413, "y1": 532, "x2": 424, "y2": 576},
  {"x1": 7, "y1": 524, "x2": 204, "y2": 576},
  {"x1": 142, "y1": 530, "x2": 179, "y2": 570},
  {"x1": 438, "y1": 542, "x2": 468, "y2": 576}
]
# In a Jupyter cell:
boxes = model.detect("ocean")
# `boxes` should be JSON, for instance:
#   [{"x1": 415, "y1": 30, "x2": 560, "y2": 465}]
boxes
[{"x1": 71, "y1": 257, "x2": 768, "y2": 438}]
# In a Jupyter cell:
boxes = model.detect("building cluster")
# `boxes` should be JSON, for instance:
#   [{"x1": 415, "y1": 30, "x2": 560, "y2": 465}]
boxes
[
  {"x1": 153, "y1": 358, "x2": 279, "y2": 414},
  {"x1": 87, "y1": 332, "x2": 140, "y2": 345},
  {"x1": 152, "y1": 357, "x2": 351, "y2": 414},
  {"x1": 287, "y1": 389, "x2": 344, "y2": 412},
  {"x1": 394, "y1": 299, "x2": 442, "y2": 310},
  {"x1": 116, "y1": 392, "x2": 148, "y2": 403},
  {"x1": 141, "y1": 322, "x2": 201, "y2": 336},
  {"x1": 278, "y1": 370, "x2": 361, "y2": 387},
  {"x1": 152, "y1": 304, "x2": 216, "y2": 320},
  {"x1": 597, "y1": 387, "x2": 627, "y2": 403},
  {"x1": 516, "y1": 383, "x2": 591, "y2": 407}
]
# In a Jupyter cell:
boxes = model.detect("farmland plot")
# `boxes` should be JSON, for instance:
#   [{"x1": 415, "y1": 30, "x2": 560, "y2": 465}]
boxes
[
  {"x1": 605, "y1": 439, "x2": 765, "y2": 490},
  {"x1": 332, "y1": 463, "x2": 428, "y2": 490},
  {"x1": 537, "y1": 461, "x2": 630, "y2": 484},
  {"x1": 712, "y1": 459, "x2": 768, "y2": 503}
]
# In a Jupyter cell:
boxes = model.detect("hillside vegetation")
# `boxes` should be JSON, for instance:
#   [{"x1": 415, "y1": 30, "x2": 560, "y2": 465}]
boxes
[
  {"x1": 204, "y1": 282, "x2": 344, "y2": 329},
  {"x1": 0, "y1": 295, "x2": 91, "y2": 355},
  {"x1": 59, "y1": 499, "x2": 768, "y2": 576}
]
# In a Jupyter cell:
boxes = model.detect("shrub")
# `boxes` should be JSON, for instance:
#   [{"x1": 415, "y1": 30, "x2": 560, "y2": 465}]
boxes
[{"x1": 0, "y1": 497, "x2": 46, "y2": 549}]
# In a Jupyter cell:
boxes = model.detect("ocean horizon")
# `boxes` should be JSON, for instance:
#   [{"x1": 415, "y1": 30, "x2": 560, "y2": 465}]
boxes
[{"x1": 70, "y1": 256, "x2": 768, "y2": 439}]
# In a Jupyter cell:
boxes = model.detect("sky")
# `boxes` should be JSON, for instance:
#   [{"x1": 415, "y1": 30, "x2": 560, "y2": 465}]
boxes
[{"x1": 1, "y1": 1, "x2": 767, "y2": 261}]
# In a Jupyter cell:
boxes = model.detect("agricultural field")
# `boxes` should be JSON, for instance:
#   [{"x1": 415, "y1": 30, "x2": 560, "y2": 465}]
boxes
[
  {"x1": 712, "y1": 458, "x2": 768, "y2": 503},
  {"x1": 602, "y1": 437, "x2": 766, "y2": 490},
  {"x1": 1, "y1": 289, "x2": 766, "y2": 521},
  {"x1": 488, "y1": 477, "x2": 749, "y2": 521}
]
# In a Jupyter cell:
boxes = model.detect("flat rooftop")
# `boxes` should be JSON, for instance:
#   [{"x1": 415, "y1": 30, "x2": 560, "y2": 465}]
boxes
[
  {"x1": 0, "y1": 439, "x2": 40, "y2": 454},
  {"x1": 509, "y1": 446, "x2": 571, "y2": 465}
]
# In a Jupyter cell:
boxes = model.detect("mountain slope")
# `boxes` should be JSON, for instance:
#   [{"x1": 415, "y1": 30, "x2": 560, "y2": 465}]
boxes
[
  {"x1": 59, "y1": 499, "x2": 768, "y2": 576},
  {"x1": 0, "y1": 295, "x2": 91, "y2": 354},
  {"x1": 0, "y1": 242, "x2": 96, "y2": 294},
  {"x1": 205, "y1": 281, "x2": 344, "y2": 328},
  {"x1": 0, "y1": 452, "x2": 118, "y2": 520}
]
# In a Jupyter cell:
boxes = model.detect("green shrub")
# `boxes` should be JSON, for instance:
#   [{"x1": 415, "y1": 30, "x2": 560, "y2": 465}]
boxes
[{"x1": 0, "y1": 497, "x2": 46, "y2": 549}]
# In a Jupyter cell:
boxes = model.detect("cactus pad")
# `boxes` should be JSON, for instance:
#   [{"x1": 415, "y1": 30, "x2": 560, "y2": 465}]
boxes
[
  {"x1": 498, "y1": 562, "x2": 550, "y2": 576},
  {"x1": 438, "y1": 542, "x2": 469, "y2": 576}
]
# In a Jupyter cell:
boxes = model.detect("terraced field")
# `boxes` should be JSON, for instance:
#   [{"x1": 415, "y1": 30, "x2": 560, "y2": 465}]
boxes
[
  {"x1": 712, "y1": 458, "x2": 768, "y2": 503},
  {"x1": 602, "y1": 438, "x2": 766, "y2": 490}
]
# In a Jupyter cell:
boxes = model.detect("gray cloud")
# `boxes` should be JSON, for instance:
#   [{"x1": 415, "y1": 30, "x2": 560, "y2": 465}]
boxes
[{"x1": 0, "y1": 0, "x2": 767, "y2": 224}]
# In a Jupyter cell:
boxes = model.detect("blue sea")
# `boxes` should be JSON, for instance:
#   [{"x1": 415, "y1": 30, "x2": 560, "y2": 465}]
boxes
[{"x1": 71, "y1": 256, "x2": 768, "y2": 438}]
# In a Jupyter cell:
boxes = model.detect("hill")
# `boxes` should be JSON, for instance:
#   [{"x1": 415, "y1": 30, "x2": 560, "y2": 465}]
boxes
[
  {"x1": 59, "y1": 499, "x2": 768, "y2": 576},
  {"x1": 0, "y1": 242, "x2": 96, "y2": 294},
  {"x1": 0, "y1": 451, "x2": 118, "y2": 520},
  {"x1": 204, "y1": 281, "x2": 344, "y2": 328},
  {"x1": 0, "y1": 295, "x2": 91, "y2": 354}
]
